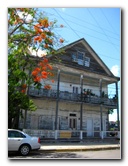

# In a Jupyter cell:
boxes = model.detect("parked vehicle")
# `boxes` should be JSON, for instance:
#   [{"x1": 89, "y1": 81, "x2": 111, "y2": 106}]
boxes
[{"x1": 8, "y1": 129, "x2": 41, "y2": 156}]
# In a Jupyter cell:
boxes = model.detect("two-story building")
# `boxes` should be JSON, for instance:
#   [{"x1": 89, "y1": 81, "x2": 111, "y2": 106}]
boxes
[{"x1": 20, "y1": 38, "x2": 120, "y2": 140}]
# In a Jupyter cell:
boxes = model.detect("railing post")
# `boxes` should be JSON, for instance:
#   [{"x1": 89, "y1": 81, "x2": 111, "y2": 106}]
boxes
[
  {"x1": 80, "y1": 130, "x2": 83, "y2": 140},
  {"x1": 55, "y1": 130, "x2": 58, "y2": 140}
]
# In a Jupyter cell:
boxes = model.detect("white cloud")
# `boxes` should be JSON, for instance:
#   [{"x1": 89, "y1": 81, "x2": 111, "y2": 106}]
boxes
[
  {"x1": 111, "y1": 65, "x2": 120, "y2": 76},
  {"x1": 17, "y1": 11, "x2": 33, "y2": 23}
]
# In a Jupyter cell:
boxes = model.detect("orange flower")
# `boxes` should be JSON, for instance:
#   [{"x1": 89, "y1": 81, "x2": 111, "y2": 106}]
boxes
[
  {"x1": 44, "y1": 44, "x2": 49, "y2": 48},
  {"x1": 32, "y1": 70, "x2": 38, "y2": 76},
  {"x1": 41, "y1": 70, "x2": 48, "y2": 79},
  {"x1": 34, "y1": 24, "x2": 41, "y2": 30},
  {"x1": 41, "y1": 71, "x2": 47, "y2": 75},
  {"x1": 39, "y1": 19, "x2": 49, "y2": 28},
  {"x1": 59, "y1": 38, "x2": 64, "y2": 43},
  {"x1": 42, "y1": 66, "x2": 47, "y2": 70},
  {"x1": 22, "y1": 84, "x2": 27, "y2": 89},
  {"x1": 41, "y1": 75, "x2": 47, "y2": 79},
  {"x1": 44, "y1": 85, "x2": 51, "y2": 89},
  {"x1": 43, "y1": 58, "x2": 48, "y2": 63},
  {"x1": 51, "y1": 80, "x2": 54, "y2": 83},
  {"x1": 34, "y1": 67, "x2": 41, "y2": 72},
  {"x1": 47, "y1": 38, "x2": 53, "y2": 44},
  {"x1": 34, "y1": 36, "x2": 42, "y2": 43},
  {"x1": 34, "y1": 76, "x2": 41, "y2": 82},
  {"x1": 41, "y1": 32, "x2": 46, "y2": 39},
  {"x1": 21, "y1": 89, "x2": 26, "y2": 93},
  {"x1": 37, "y1": 28, "x2": 43, "y2": 33},
  {"x1": 47, "y1": 64, "x2": 53, "y2": 70},
  {"x1": 47, "y1": 72, "x2": 54, "y2": 76}
]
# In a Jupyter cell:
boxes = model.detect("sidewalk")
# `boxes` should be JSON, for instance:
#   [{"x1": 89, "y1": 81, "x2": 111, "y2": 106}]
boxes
[{"x1": 39, "y1": 138, "x2": 120, "y2": 152}]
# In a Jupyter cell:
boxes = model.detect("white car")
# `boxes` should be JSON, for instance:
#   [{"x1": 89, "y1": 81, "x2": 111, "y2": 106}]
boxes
[{"x1": 8, "y1": 129, "x2": 41, "y2": 156}]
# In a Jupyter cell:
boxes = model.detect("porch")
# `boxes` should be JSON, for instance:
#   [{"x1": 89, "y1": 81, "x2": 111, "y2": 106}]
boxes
[
  {"x1": 23, "y1": 129, "x2": 120, "y2": 141},
  {"x1": 29, "y1": 86, "x2": 117, "y2": 108}
]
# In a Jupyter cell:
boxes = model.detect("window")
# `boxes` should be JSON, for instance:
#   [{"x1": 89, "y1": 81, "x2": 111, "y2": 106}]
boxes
[
  {"x1": 73, "y1": 86, "x2": 78, "y2": 94},
  {"x1": 8, "y1": 131, "x2": 26, "y2": 138},
  {"x1": 72, "y1": 54, "x2": 77, "y2": 62},
  {"x1": 71, "y1": 51, "x2": 90, "y2": 67},
  {"x1": 85, "y1": 57, "x2": 90, "y2": 67},
  {"x1": 77, "y1": 51, "x2": 84, "y2": 65}
]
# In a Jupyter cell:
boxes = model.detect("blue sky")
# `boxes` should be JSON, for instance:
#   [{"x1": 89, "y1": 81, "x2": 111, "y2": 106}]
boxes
[
  {"x1": 40, "y1": 8, "x2": 120, "y2": 71},
  {"x1": 40, "y1": 8, "x2": 121, "y2": 121}
]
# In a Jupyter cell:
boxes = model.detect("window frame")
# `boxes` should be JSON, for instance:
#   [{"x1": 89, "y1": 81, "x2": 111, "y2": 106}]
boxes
[{"x1": 72, "y1": 51, "x2": 90, "y2": 67}]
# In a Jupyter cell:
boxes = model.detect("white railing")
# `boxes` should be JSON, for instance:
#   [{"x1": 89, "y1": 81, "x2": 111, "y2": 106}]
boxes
[{"x1": 23, "y1": 129, "x2": 120, "y2": 140}]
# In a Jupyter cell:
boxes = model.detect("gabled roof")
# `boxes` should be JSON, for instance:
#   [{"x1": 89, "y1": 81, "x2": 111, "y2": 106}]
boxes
[{"x1": 57, "y1": 38, "x2": 120, "y2": 80}]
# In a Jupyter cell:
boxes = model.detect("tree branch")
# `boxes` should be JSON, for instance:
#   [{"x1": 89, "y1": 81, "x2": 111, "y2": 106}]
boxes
[{"x1": 9, "y1": 22, "x2": 24, "y2": 36}]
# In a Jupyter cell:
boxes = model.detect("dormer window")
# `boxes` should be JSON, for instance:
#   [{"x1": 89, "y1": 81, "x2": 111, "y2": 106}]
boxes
[
  {"x1": 85, "y1": 56, "x2": 90, "y2": 67},
  {"x1": 72, "y1": 51, "x2": 90, "y2": 67},
  {"x1": 72, "y1": 54, "x2": 77, "y2": 62},
  {"x1": 77, "y1": 51, "x2": 84, "y2": 65}
]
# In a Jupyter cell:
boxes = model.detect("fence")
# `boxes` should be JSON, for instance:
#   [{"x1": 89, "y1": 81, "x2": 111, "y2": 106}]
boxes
[{"x1": 23, "y1": 129, "x2": 120, "y2": 140}]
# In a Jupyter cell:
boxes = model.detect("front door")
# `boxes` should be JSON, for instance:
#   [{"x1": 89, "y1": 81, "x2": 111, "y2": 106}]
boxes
[
  {"x1": 69, "y1": 113, "x2": 77, "y2": 130},
  {"x1": 87, "y1": 118, "x2": 93, "y2": 136}
]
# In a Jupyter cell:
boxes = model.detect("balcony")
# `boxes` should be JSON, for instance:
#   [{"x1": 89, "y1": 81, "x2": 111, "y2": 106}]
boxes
[{"x1": 28, "y1": 87, "x2": 117, "y2": 108}]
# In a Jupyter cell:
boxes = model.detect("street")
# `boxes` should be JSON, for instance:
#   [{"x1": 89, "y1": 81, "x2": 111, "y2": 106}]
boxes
[{"x1": 8, "y1": 149, "x2": 121, "y2": 159}]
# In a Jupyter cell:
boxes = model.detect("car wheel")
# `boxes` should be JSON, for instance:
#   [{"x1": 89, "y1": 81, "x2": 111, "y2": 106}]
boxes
[{"x1": 19, "y1": 144, "x2": 30, "y2": 156}]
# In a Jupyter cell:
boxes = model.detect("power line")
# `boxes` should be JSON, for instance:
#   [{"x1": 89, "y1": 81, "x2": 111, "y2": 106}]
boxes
[
  {"x1": 63, "y1": 18, "x2": 119, "y2": 41},
  {"x1": 43, "y1": 9, "x2": 120, "y2": 41},
  {"x1": 41, "y1": 9, "x2": 120, "y2": 48},
  {"x1": 57, "y1": 8, "x2": 120, "y2": 37},
  {"x1": 53, "y1": 8, "x2": 80, "y2": 38},
  {"x1": 100, "y1": 8, "x2": 120, "y2": 36},
  {"x1": 65, "y1": 27, "x2": 119, "y2": 47},
  {"x1": 86, "y1": 8, "x2": 120, "y2": 53},
  {"x1": 41, "y1": 9, "x2": 120, "y2": 62}
]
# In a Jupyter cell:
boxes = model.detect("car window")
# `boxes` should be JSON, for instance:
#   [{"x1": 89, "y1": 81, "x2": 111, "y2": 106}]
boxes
[{"x1": 8, "y1": 131, "x2": 26, "y2": 138}]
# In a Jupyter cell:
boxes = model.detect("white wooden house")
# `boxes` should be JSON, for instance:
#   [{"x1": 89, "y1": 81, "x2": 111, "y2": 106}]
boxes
[{"x1": 20, "y1": 38, "x2": 120, "y2": 139}]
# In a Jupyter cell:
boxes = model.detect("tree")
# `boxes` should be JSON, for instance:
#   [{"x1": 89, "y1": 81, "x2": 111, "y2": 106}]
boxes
[{"x1": 8, "y1": 8, "x2": 64, "y2": 128}]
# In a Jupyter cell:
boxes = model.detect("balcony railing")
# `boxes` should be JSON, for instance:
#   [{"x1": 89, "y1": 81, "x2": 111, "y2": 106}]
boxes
[{"x1": 28, "y1": 87, "x2": 117, "y2": 107}]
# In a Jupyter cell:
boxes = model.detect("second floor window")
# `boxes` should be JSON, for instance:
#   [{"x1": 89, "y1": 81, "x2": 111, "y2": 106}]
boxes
[
  {"x1": 72, "y1": 51, "x2": 90, "y2": 67},
  {"x1": 77, "y1": 51, "x2": 84, "y2": 65}
]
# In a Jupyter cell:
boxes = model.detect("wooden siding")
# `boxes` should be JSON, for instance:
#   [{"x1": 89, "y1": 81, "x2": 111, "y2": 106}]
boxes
[{"x1": 54, "y1": 42, "x2": 109, "y2": 76}]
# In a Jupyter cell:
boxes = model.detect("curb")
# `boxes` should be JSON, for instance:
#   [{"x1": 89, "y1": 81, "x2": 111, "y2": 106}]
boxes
[{"x1": 39, "y1": 145, "x2": 120, "y2": 152}]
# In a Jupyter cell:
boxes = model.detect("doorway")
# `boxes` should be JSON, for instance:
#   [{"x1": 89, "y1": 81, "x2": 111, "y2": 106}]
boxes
[
  {"x1": 87, "y1": 118, "x2": 93, "y2": 136},
  {"x1": 69, "y1": 113, "x2": 77, "y2": 130}
]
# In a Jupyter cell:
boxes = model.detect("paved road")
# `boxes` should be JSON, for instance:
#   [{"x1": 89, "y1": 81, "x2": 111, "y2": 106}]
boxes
[{"x1": 8, "y1": 149, "x2": 121, "y2": 159}]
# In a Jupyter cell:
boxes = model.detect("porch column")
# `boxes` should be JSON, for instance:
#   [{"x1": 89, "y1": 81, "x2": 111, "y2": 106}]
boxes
[
  {"x1": 80, "y1": 74, "x2": 83, "y2": 139},
  {"x1": 99, "y1": 79, "x2": 103, "y2": 139},
  {"x1": 55, "y1": 69, "x2": 60, "y2": 139},
  {"x1": 115, "y1": 82, "x2": 120, "y2": 131}
]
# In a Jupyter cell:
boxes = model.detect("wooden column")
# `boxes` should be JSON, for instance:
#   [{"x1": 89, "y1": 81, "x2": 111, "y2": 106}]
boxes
[
  {"x1": 80, "y1": 75, "x2": 83, "y2": 139},
  {"x1": 99, "y1": 79, "x2": 103, "y2": 139},
  {"x1": 115, "y1": 82, "x2": 120, "y2": 131},
  {"x1": 55, "y1": 69, "x2": 60, "y2": 139}
]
